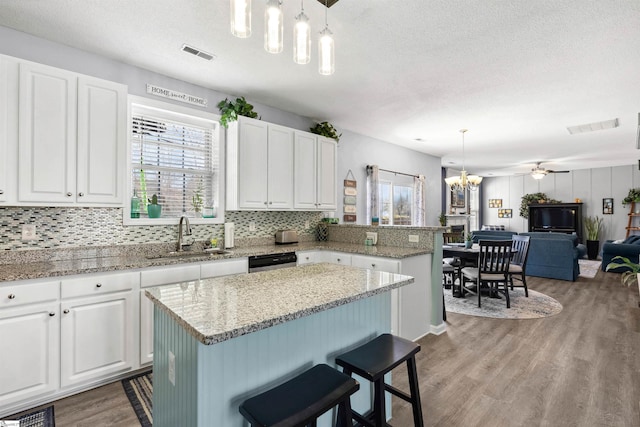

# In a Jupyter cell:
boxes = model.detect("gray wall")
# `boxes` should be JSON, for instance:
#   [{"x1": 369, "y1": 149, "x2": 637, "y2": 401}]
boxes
[
  {"x1": 337, "y1": 130, "x2": 442, "y2": 226},
  {"x1": 481, "y1": 165, "x2": 640, "y2": 242}
]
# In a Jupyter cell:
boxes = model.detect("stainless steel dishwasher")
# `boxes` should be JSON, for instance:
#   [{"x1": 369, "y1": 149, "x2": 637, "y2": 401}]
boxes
[{"x1": 248, "y1": 252, "x2": 298, "y2": 273}]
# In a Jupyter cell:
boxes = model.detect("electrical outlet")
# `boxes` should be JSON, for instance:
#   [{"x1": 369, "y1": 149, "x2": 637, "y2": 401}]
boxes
[
  {"x1": 249, "y1": 222, "x2": 256, "y2": 232},
  {"x1": 22, "y1": 224, "x2": 37, "y2": 241},
  {"x1": 409, "y1": 234, "x2": 419, "y2": 243},
  {"x1": 304, "y1": 220, "x2": 310, "y2": 229},
  {"x1": 168, "y1": 351, "x2": 175, "y2": 386}
]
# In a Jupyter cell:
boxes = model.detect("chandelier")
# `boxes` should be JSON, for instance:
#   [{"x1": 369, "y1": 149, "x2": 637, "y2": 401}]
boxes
[{"x1": 444, "y1": 129, "x2": 483, "y2": 191}]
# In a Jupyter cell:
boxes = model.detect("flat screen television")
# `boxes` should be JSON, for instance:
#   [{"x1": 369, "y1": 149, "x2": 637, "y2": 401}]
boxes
[{"x1": 530, "y1": 207, "x2": 576, "y2": 230}]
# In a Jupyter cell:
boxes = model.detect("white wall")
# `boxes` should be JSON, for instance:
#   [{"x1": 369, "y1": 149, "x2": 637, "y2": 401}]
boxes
[
  {"x1": 336, "y1": 130, "x2": 442, "y2": 226},
  {"x1": 481, "y1": 165, "x2": 640, "y2": 242}
]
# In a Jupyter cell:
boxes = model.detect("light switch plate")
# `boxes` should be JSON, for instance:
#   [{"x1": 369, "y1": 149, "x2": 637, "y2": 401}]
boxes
[
  {"x1": 409, "y1": 235, "x2": 419, "y2": 243},
  {"x1": 249, "y1": 222, "x2": 256, "y2": 232}
]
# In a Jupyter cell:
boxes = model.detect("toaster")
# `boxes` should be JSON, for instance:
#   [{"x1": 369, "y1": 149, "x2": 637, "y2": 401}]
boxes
[{"x1": 275, "y1": 229, "x2": 298, "y2": 244}]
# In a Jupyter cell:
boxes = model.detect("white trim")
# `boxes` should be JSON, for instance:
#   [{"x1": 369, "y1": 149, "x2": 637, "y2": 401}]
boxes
[{"x1": 429, "y1": 322, "x2": 447, "y2": 335}]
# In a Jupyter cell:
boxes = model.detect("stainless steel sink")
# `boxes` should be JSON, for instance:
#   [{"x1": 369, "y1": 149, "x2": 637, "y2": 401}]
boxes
[{"x1": 146, "y1": 249, "x2": 230, "y2": 260}]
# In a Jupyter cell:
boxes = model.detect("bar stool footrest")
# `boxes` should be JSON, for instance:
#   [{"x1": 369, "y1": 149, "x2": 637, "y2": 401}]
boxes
[{"x1": 384, "y1": 383, "x2": 412, "y2": 403}]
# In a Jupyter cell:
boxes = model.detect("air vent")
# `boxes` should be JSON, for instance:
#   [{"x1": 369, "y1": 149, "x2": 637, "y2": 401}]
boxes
[
  {"x1": 181, "y1": 44, "x2": 215, "y2": 61},
  {"x1": 567, "y1": 118, "x2": 619, "y2": 135}
]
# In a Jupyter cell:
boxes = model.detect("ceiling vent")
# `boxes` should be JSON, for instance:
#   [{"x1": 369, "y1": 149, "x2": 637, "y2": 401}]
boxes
[
  {"x1": 181, "y1": 44, "x2": 215, "y2": 61},
  {"x1": 567, "y1": 118, "x2": 619, "y2": 135}
]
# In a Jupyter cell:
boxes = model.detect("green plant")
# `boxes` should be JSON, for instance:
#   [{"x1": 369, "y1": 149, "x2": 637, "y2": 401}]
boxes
[
  {"x1": 605, "y1": 256, "x2": 640, "y2": 287},
  {"x1": 192, "y1": 181, "x2": 204, "y2": 212},
  {"x1": 519, "y1": 193, "x2": 560, "y2": 218},
  {"x1": 465, "y1": 232, "x2": 472, "y2": 242},
  {"x1": 148, "y1": 194, "x2": 158, "y2": 205},
  {"x1": 310, "y1": 121, "x2": 341, "y2": 142},
  {"x1": 584, "y1": 216, "x2": 603, "y2": 240},
  {"x1": 622, "y1": 188, "x2": 640, "y2": 206},
  {"x1": 217, "y1": 96, "x2": 259, "y2": 128},
  {"x1": 438, "y1": 212, "x2": 447, "y2": 226}
]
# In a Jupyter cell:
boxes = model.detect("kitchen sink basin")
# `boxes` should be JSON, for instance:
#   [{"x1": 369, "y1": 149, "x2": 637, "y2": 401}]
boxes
[{"x1": 146, "y1": 249, "x2": 230, "y2": 260}]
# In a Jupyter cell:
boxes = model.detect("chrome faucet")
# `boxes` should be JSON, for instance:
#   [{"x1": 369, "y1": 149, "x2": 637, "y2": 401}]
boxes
[{"x1": 177, "y1": 216, "x2": 192, "y2": 252}]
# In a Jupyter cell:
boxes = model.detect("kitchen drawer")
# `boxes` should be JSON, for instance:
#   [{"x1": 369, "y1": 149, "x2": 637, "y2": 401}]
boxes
[
  {"x1": 61, "y1": 271, "x2": 138, "y2": 299},
  {"x1": 140, "y1": 264, "x2": 200, "y2": 288},
  {"x1": 200, "y1": 258, "x2": 247, "y2": 279},
  {"x1": 296, "y1": 251, "x2": 326, "y2": 265},
  {"x1": 0, "y1": 280, "x2": 59, "y2": 308},
  {"x1": 351, "y1": 255, "x2": 400, "y2": 273},
  {"x1": 328, "y1": 252, "x2": 351, "y2": 266}
]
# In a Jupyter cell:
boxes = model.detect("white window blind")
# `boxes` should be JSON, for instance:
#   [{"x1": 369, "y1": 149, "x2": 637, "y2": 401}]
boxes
[{"x1": 130, "y1": 104, "x2": 219, "y2": 218}]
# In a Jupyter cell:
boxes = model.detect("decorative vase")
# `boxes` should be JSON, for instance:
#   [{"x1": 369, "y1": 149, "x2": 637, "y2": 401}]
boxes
[
  {"x1": 465, "y1": 240, "x2": 472, "y2": 249},
  {"x1": 148, "y1": 204, "x2": 162, "y2": 218},
  {"x1": 586, "y1": 240, "x2": 599, "y2": 260}
]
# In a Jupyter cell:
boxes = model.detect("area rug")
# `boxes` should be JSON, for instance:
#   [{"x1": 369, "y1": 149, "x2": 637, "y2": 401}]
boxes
[
  {"x1": 444, "y1": 288, "x2": 562, "y2": 319},
  {"x1": 578, "y1": 259, "x2": 602, "y2": 279},
  {"x1": 3, "y1": 405, "x2": 55, "y2": 427},
  {"x1": 122, "y1": 372, "x2": 153, "y2": 427}
]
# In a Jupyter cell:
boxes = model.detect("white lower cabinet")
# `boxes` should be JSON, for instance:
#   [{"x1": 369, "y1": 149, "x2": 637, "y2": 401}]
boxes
[
  {"x1": 296, "y1": 250, "x2": 328, "y2": 265},
  {"x1": 0, "y1": 296, "x2": 59, "y2": 407},
  {"x1": 60, "y1": 272, "x2": 137, "y2": 388}
]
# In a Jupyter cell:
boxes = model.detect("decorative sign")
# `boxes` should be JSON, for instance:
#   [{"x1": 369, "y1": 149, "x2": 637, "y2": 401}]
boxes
[
  {"x1": 343, "y1": 214, "x2": 357, "y2": 222},
  {"x1": 344, "y1": 196, "x2": 357, "y2": 205},
  {"x1": 344, "y1": 205, "x2": 356, "y2": 214},
  {"x1": 343, "y1": 170, "x2": 357, "y2": 222},
  {"x1": 344, "y1": 187, "x2": 357, "y2": 196},
  {"x1": 498, "y1": 209, "x2": 512, "y2": 218},
  {"x1": 146, "y1": 84, "x2": 208, "y2": 107},
  {"x1": 489, "y1": 199, "x2": 503, "y2": 208}
]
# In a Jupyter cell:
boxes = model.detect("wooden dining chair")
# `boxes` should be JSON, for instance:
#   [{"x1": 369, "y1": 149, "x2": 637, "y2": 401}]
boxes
[
  {"x1": 509, "y1": 235, "x2": 531, "y2": 297},
  {"x1": 460, "y1": 240, "x2": 512, "y2": 308}
]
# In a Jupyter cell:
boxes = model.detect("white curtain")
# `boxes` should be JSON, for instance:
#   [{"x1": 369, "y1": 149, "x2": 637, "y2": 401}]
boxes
[
  {"x1": 366, "y1": 165, "x2": 379, "y2": 224},
  {"x1": 413, "y1": 174, "x2": 426, "y2": 226}
]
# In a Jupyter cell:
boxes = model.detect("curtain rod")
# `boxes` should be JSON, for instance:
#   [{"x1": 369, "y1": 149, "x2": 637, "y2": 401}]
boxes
[{"x1": 366, "y1": 165, "x2": 419, "y2": 179}]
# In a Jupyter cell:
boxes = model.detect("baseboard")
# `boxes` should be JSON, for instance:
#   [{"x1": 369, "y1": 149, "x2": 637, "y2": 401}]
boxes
[{"x1": 430, "y1": 322, "x2": 447, "y2": 336}]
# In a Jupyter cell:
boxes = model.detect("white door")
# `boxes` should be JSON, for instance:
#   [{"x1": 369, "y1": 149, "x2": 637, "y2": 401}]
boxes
[
  {"x1": 18, "y1": 61, "x2": 77, "y2": 203},
  {"x1": 76, "y1": 76, "x2": 126, "y2": 204},
  {"x1": 293, "y1": 132, "x2": 317, "y2": 209},
  {"x1": 0, "y1": 303, "x2": 59, "y2": 407},
  {"x1": 238, "y1": 119, "x2": 269, "y2": 209},
  {"x1": 60, "y1": 290, "x2": 134, "y2": 387},
  {"x1": 316, "y1": 137, "x2": 337, "y2": 210},
  {"x1": 267, "y1": 124, "x2": 294, "y2": 209}
]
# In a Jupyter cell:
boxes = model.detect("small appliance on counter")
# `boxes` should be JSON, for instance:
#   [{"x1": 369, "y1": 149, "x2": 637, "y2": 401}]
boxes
[{"x1": 275, "y1": 229, "x2": 298, "y2": 244}]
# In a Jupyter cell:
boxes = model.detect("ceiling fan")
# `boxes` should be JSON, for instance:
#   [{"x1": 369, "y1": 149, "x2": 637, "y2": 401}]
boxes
[{"x1": 530, "y1": 162, "x2": 570, "y2": 180}]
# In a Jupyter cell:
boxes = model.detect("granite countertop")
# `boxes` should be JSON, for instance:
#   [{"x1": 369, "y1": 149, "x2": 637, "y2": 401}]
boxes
[
  {"x1": 145, "y1": 263, "x2": 414, "y2": 345},
  {"x1": 0, "y1": 241, "x2": 430, "y2": 283}
]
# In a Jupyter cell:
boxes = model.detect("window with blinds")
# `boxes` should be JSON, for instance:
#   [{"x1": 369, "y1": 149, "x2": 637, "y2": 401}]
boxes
[{"x1": 130, "y1": 103, "x2": 219, "y2": 219}]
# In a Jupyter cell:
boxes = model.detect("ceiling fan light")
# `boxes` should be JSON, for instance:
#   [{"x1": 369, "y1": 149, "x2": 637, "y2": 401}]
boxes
[
  {"x1": 230, "y1": 0, "x2": 251, "y2": 38},
  {"x1": 293, "y1": 9, "x2": 311, "y2": 64},
  {"x1": 531, "y1": 171, "x2": 546, "y2": 180},
  {"x1": 264, "y1": 0, "x2": 283, "y2": 54}
]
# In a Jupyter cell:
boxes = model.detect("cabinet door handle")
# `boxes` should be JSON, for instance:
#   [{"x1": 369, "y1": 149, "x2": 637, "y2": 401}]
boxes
[
  {"x1": 8, "y1": 293, "x2": 15, "y2": 299},
  {"x1": 96, "y1": 283, "x2": 102, "y2": 288},
  {"x1": 66, "y1": 192, "x2": 72, "y2": 197},
  {"x1": 371, "y1": 264, "x2": 376, "y2": 268},
  {"x1": 268, "y1": 202, "x2": 273, "y2": 205},
  {"x1": 337, "y1": 258, "x2": 341, "y2": 262},
  {"x1": 49, "y1": 312, "x2": 55, "y2": 317},
  {"x1": 63, "y1": 309, "x2": 70, "y2": 314},
  {"x1": 264, "y1": 202, "x2": 268, "y2": 205},
  {"x1": 78, "y1": 192, "x2": 84, "y2": 197},
  {"x1": 0, "y1": 189, "x2": 4, "y2": 195}
]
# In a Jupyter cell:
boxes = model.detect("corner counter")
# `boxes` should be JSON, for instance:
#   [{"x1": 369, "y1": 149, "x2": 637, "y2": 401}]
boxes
[{"x1": 147, "y1": 263, "x2": 414, "y2": 427}]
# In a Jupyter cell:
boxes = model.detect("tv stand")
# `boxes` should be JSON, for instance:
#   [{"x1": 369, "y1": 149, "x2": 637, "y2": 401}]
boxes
[{"x1": 528, "y1": 203, "x2": 583, "y2": 243}]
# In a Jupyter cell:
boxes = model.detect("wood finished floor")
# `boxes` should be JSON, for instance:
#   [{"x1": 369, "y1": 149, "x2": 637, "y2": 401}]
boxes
[{"x1": 10, "y1": 268, "x2": 640, "y2": 426}]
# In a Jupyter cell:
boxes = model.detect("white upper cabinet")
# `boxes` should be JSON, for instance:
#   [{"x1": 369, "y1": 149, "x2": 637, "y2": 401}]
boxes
[
  {"x1": 16, "y1": 59, "x2": 126, "y2": 205},
  {"x1": 228, "y1": 116, "x2": 294, "y2": 210},
  {"x1": 294, "y1": 132, "x2": 337, "y2": 210}
]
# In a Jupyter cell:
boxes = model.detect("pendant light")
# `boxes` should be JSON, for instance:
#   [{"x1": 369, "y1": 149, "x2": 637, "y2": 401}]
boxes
[
  {"x1": 264, "y1": 0, "x2": 283, "y2": 54},
  {"x1": 318, "y1": 0, "x2": 335, "y2": 75},
  {"x1": 444, "y1": 129, "x2": 483, "y2": 191},
  {"x1": 230, "y1": 0, "x2": 251, "y2": 38},
  {"x1": 293, "y1": 1, "x2": 311, "y2": 64}
]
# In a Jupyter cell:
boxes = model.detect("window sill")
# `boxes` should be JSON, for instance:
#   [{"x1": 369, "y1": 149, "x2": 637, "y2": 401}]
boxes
[{"x1": 122, "y1": 213, "x2": 225, "y2": 226}]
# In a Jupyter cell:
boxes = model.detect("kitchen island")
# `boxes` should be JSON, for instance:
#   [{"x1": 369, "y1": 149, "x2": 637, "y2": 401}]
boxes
[{"x1": 145, "y1": 263, "x2": 414, "y2": 427}]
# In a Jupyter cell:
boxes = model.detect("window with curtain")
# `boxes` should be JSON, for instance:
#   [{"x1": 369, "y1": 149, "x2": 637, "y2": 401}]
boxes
[
  {"x1": 128, "y1": 99, "x2": 220, "y2": 222},
  {"x1": 380, "y1": 180, "x2": 414, "y2": 225}
]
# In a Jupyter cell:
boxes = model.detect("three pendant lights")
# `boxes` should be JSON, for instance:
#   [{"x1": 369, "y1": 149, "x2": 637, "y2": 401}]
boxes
[{"x1": 230, "y1": 0, "x2": 335, "y2": 75}]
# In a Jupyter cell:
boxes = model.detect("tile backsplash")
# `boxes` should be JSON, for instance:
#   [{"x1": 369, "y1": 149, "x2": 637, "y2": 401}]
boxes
[{"x1": 0, "y1": 207, "x2": 325, "y2": 251}]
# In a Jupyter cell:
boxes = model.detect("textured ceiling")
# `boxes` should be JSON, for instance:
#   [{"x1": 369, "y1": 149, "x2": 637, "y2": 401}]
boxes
[{"x1": 1, "y1": 0, "x2": 639, "y2": 177}]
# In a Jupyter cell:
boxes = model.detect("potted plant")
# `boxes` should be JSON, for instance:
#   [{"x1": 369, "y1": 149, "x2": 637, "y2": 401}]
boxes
[
  {"x1": 217, "y1": 96, "x2": 259, "y2": 128},
  {"x1": 519, "y1": 193, "x2": 561, "y2": 218},
  {"x1": 464, "y1": 232, "x2": 473, "y2": 249},
  {"x1": 438, "y1": 212, "x2": 447, "y2": 227},
  {"x1": 147, "y1": 194, "x2": 162, "y2": 218},
  {"x1": 584, "y1": 215, "x2": 603, "y2": 260},
  {"x1": 309, "y1": 121, "x2": 341, "y2": 142},
  {"x1": 605, "y1": 256, "x2": 640, "y2": 304}
]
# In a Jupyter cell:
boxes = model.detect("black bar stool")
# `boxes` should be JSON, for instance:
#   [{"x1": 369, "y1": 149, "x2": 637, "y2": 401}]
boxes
[
  {"x1": 335, "y1": 334, "x2": 424, "y2": 427},
  {"x1": 239, "y1": 364, "x2": 359, "y2": 427}
]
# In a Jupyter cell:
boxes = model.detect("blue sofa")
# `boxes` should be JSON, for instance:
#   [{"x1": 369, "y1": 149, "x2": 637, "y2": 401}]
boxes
[
  {"x1": 471, "y1": 230, "x2": 517, "y2": 243},
  {"x1": 519, "y1": 232, "x2": 581, "y2": 281},
  {"x1": 601, "y1": 235, "x2": 640, "y2": 272}
]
